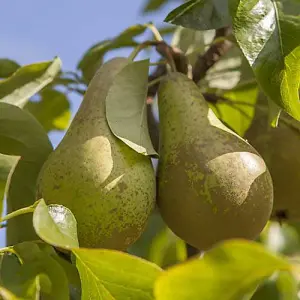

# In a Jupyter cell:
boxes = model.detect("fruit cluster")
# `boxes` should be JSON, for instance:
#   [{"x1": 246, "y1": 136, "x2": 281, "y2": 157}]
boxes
[{"x1": 37, "y1": 57, "x2": 296, "y2": 252}]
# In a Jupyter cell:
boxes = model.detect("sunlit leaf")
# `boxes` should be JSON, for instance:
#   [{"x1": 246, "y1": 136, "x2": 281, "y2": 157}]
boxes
[
  {"x1": 25, "y1": 89, "x2": 71, "y2": 132},
  {"x1": 215, "y1": 80, "x2": 259, "y2": 137},
  {"x1": 0, "y1": 57, "x2": 61, "y2": 108},
  {"x1": 73, "y1": 248, "x2": 162, "y2": 300},
  {"x1": 155, "y1": 240, "x2": 291, "y2": 300},
  {"x1": 0, "y1": 103, "x2": 53, "y2": 245},
  {"x1": 33, "y1": 199, "x2": 79, "y2": 249},
  {"x1": 106, "y1": 59, "x2": 158, "y2": 156},
  {"x1": 0, "y1": 59, "x2": 20, "y2": 78},
  {"x1": 230, "y1": 1, "x2": 300, "y2": 120},
  {"x1": 165, "y1": 0, "x2": 231, "y2": 30}
]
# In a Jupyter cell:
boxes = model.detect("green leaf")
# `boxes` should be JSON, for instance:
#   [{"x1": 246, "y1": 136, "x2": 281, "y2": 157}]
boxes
[
  {"x1": 171, "y1": 27, "x2": 215, "y2": 65},
  {"x1": 148, "y1": 227, "x2": 187, "y2": 268},
  {"x1": 229, "y1": 2, "x2": 300, "y2": 120},
  {"x1": 280, "y1": 0, "x2": 300, "y2": 15},
  {"x1": 252, "y1": 271, "x2": 298, "y2": 300},
  {"x1": 25, "y1": 89, "x2": 71, "y2": 132},
  {"x1": 128, "y1": 211, "x2": 166, "y2": 259},
  {"x1": 0, "y1": 57, "x2": 61, "y2": 108},
  {"x1": 77, "y1": 24, "x2": 147, "y2": 83},
  {"x1": 0, "y1": 102, "x2": 52, "y2": 157},
  {"x1": 106, "y1": 59, "x2": 158, "y2": 156},
  {"x1": 33, "y1": 199, "x2": 79, "y2": 250},
  {"x1": 0, "y1": 103, "x2": 53, "y2": 245},
  {"x1": 12, "y1": 242, "x2": 69, "y2": 300},
  {"x1": 73, "y1": 248, "x2": 162, "y2": 300},
  {"x1": 0, "y1": 154, "x2": 18, "y2": 215},
  {"x1": 251, "y1": 275, "x2": 280, "y2": 300},
  {"x1": 215, "y1": 80, "x2": 259, "y2": 137},
  {"x1": 0, "y1": 59, "x2": 20, "y2": 78},
  {"x1": 165, "y1": 0, "x2": 231, "y2": 30},
  {"x1": 0, "y1": 252, "x2": 40, "y2": 299},
  {"x1": 261, "y1": 222, "x2": 300, "y2": 255},
  {"x1": 143, "y1": 0, "x2": 170, "y2": 12},
  {"x1": 154, "y1": 240, "x2": 291, "y2": 300},
  {"x1": 205, "y1": 45, "x2": 243, "y2": 89}
]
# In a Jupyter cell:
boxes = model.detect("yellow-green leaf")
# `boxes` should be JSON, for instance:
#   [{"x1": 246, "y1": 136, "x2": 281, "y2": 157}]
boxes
[
  {"x1": 33, "y1": 199, "x2": 79, "y2": 250},
  {"x1": 230, "y1": 1, "x2": 300, "y2": 120},
  {"x1": 155, "y1": 240, "x2": 291, "y2": 300},
  {"x1": 73, "y1": 248, "x2": 162, "y2": 300},
  {"x1": 0, "y1": 57, "x2": 61, "y2": 108}
]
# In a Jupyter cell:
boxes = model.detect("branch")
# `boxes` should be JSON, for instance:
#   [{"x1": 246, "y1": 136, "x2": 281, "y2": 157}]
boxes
[{"x1": 192, "y1": 27, "x2": 233, "y2": 83}]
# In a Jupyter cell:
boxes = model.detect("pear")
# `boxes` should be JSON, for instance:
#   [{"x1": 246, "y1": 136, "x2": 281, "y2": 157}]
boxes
[
  {"x1": 157, "y1": 72, "x2": 273, "y2": 250},
  {"x1": 37, "y1": 57, "x2": 156, "y2": 250},
  {"x1": 245, "y1": 108, "x2": 300, "y2": 222}
]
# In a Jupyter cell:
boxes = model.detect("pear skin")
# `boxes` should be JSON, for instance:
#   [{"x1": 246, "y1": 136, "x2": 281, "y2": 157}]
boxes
[
  {"x1": 37, "y1": 57, "x2": 156, "y2": 250},
  {"x1": 157, "y1": 72, "x2": 273, "y2": 250}
]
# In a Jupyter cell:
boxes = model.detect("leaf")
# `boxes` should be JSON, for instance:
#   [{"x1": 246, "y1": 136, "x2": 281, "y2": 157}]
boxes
[
  {"x1": 143, "y1": 0, "x2": 170, "y2": 12},
  {"x1": 33, "y1": 199, "x2": 79, "y2": 250},
  {"x1": 215, "y1": 80, "x2": 259, "y2": 137},
  {"x1": 205, "y1": 45, "x2": 243, "y2": 90},
  {"x1": 106, "y1": 59, "x2": 158, "y2": 156},
  {"x1": 0, "y1": 154, "x2": 18, "y2": 215},
  {"x1": 280, "y1": 0, "x2": 300, "y2": 15},
  {"x1": 171, "y1": 26, "x2": 215, "y2": 65},
  {"x1": 267, "y1": 98, "x2": 282, "y2": 128},
  {"x1": 25, "y1": 89, "x2": 71, "y2": 132},
  {"x1": 77, "y1": 24, "x2": 147, "y2": 83},
  {"x1": 0, "y1": 286, "x2": 22, "y2": 300},
  {"x1": 0, "y1": 103, "x2": 52, "y2": 157},
  {"x1": 252, "y1": 271, "x2": 298, "y2": 300},
  {"x1": 12, "y1": 242, "x2": 69, "y2": 300},
  {"x1": 261, "y1": 222, "x2": 300, "y2": 255},
  {"x1": 229, "y1": 2, "x2": 300, "y2": 120},
  {"x1": 73, "y1": 248, "x2": 162, "y2": 300},
  {"x1": 0, "y1": 252, "x2": 40, "y2": 299},
  {"x1": 128, "y1": 211, "x2": 166, "y2": 259},
  {"x1": 154, "y1": 239, "x2": 291, "y2": 300},
  {"x1": 165, "y1": 0, "x2": 231, "y2": 30},
  {"x1": 0, "y1": 103, "x2": 53, "y2": 245},
  {"x1": 148, "y1": 227, "x2": 187, "y2": 268},
  {"x1": 0, "y1": 57, "x2": 61, "y2": 108},
  {"x1": 0, "y1": 59, "x2": 20, "y2": 78}
]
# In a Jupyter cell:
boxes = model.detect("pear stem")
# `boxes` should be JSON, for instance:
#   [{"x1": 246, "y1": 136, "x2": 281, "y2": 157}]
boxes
[
  {"x1": 145, "y1": 23, "x2": 164, "y2": 42},
  {"x1": 0, "y1": 200, "x2": 40, "y2": 223}
]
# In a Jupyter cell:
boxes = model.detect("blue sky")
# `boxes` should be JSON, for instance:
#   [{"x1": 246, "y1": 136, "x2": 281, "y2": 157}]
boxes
[{"x1": 0, "y1": 0, "x2": 177, "y2": 247}]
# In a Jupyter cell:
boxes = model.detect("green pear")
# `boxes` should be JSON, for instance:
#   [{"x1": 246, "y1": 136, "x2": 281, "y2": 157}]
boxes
[
  {"x1": 37, "y1": 57, "x2": 156, "y2": 250},
  {"x1": 245, "y1": 108, "x2": 300, "y2": 222},
  {"x1": 157, "y1": 72, "x2": 273, "y2": 250}
]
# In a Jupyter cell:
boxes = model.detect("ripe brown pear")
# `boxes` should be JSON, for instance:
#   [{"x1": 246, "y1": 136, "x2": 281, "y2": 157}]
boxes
[
  {"x1": 37, "y1": 57, "x2": 156, "y2": 250},
  {"x1": 157, "y1": 72, "x2": 273, "y2": 250},
  {"x1": 245, "y1": 108, "x2": 300, "y2": 221}
]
